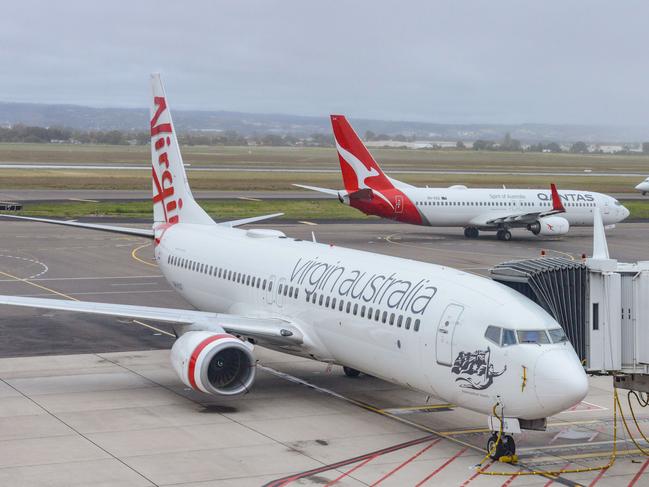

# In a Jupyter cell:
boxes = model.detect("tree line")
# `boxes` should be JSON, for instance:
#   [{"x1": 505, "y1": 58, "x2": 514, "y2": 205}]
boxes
[{"x1": 0, "y1": 124, "x2": 335, "y2": 147}]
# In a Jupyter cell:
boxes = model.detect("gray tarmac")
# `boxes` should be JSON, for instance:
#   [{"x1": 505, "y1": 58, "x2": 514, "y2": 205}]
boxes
[
  {"x1": 0, "y1": 189, "x2": 645, "y2": 203},
  {"x1": 0, "y1": 220, "x2": 648, "y2": 486}
]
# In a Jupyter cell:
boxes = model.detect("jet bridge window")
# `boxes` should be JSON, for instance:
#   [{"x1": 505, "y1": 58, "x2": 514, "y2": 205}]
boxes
[{"x1": 517, "y1": 330, "x2": 551, "y2": 344}]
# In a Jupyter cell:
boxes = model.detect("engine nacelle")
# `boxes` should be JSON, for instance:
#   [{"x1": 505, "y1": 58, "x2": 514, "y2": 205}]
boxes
[
  {"x1": 171, "y1": 330, "x2": 256, "y2": 396},
  {"x1": 528, "y1": 216, "x2": 570, "y2": 236}
]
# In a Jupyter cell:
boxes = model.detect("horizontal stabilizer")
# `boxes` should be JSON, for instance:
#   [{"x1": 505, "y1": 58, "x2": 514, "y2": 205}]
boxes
[
  {"x1": 0, "y1": 214, "x2": 153, "y2": 238},
  {"x1": 218, "y1": 212, "x2": 284, "y2": 228},
  {"x1": 293, "y1": 184, "x2": 343, "y2": 197}
]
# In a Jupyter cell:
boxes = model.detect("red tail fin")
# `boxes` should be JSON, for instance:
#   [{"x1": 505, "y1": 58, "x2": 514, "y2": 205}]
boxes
[
  {"x1": 330, "y1": 115, "x2": 394, "y2": 192},
  {"x1": 550, "y1": 183, "x2": 565, "y2": 213}
]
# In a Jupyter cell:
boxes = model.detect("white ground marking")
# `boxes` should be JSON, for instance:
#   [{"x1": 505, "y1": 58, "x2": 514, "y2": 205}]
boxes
[{"x1": 0, "y1": 254, "x2": 49, "y2": 279}]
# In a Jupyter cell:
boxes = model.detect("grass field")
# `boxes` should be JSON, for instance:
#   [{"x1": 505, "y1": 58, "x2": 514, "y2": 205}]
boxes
[
  {"x1": 4, "y1": 199, "x2": 648, "y2": 221},
  {"x1": 0, "y1": 143, "x2": 646, "y2": 193}
]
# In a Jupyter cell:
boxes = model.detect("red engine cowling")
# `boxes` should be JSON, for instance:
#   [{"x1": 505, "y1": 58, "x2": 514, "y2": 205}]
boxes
[
  {"x1": 528, "y1": 216, "x2": 570, "y2": 236},
  {"x1": 171, "y1": 331, "x2": 256, "y2": 396}
]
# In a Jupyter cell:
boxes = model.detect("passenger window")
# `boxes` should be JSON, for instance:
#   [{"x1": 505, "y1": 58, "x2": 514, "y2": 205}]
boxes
[
  {"x1": 325, "y1": 296, "x2": 330, "y2": 307},
  {"x1": 268, "y1": 281, "x2": 273, "y2": 291},
  {"x1": 405, "y1": 317, "x2": 411, "y2": 329},
  {"x1": 381, "y1": 311, "x2": 387, "y2": 323},
  {"x1": 346, "y1": 302, "x2": 351, "y2": 313},
  {"x1": 247, "y1": 276, "x2": 251, "y2": 286},
  {"x1": 330, "y1": 297, "x2": 335, "y2": 308},
  {"x1": 262, "y1": 279, "x2": 267, "y2": 289},
  {"x1": 375, "y1": 309, "x2": 380, "y2": 321},
  {"x1": 367, "y1": 307, "x2": 373, "y2": 319},
  {"x1": 353, "y1": 304, "x2": 358, "y2": 315},
  {"x1": 319, "y1": 294, "x2": 323, "y2": 305},
  {"x1": 397, "y1": 315, "x2": 403, "y2": 328},
  {"x1": 360, "y1": 305, "x2": 366, "y2": 317},
  {"x1": 339, "y1": 300, "x2": 344, "y2": 311},
  {"x1": 295, "y1": 289, "x2": 299, "y2": 299},
  {"x1": 414, "y1": 319, "x2": 421, "y2": 331},
  {"x1": 311, "y1": 292, "x2": 317, "y2": 303},
  {"x1": 485, "y1": 325, "x2": 502, "y2": 345},
  {"x1": 390, "y1": 313, "x2": 395, "y2": 326}
]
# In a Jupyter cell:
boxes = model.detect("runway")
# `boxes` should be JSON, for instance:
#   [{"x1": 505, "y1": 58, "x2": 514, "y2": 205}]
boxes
[
  {"x1": 1, "y1": 163, "x2": 647, "y2": 179},
  {"x1": 0, "y1": 188, "x2": 645, "y2": 203},
  {"x1": 0, "y1": 220, "x2": 648, "y2": 486}
]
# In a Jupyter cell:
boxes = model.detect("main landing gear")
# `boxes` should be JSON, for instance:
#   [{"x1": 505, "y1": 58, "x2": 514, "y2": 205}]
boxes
[
  {"x1": 496, "y1": 229, "x2": 512, "y2": 241},
  {"x1": 464, "y1": 227, "x2": 480, "y2": 239},
  {"x1": 343, "y1": 366, "x2": 361, "y2": 378},
  {"x1": 487, "y1": 433, "x2": 516, "y2": 461}
]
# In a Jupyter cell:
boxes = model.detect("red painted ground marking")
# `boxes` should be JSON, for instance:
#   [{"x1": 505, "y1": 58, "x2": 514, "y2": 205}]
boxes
[
  {"x1": 369, "y1": 438, "x2": 442, "y2": 486},
  {"x1": 628, "y1": 459, "x2": 649, "y2": 487},
  {"x1": 414, "y1": 447, "x2": 468, "y2": 486},
  {"x1": 563, "y1": 401, "x2": 607, "y2": 413},
  {"x1": 587, "y1": 466, "x2": 609, "y2": 486},
  {"x1": 324, "y1": 454, "x2": 378, "y2": 487},
  {"x1": 263, "y1": 435, "x2": 437, "y2": 487},
  {"x1": 501, "y1": 469, "x2": 521, "y2": 487},
  {"x1": 542, "y1": 463, "x2": 571, "y2": 487},
  {"x1": 460, "y1": 461, "x2": 493, "y2": 486}
]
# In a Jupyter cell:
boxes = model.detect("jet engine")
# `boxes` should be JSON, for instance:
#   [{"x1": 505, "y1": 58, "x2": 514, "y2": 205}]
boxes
[
  {"x1": 171, "y1": 330, "x2": 256, "y2": 396},
  {"x1": 527, "y1": 216, "x2": 570, "y2": 236}
]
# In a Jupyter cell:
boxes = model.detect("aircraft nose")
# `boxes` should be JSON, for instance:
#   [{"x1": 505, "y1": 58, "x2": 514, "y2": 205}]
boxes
[
  {"x1": 621, "y1": 205, "x2": 630, "y2": 220},
  {"x1": 534, "y1": 349, "x2": 588, "y2": 415}
]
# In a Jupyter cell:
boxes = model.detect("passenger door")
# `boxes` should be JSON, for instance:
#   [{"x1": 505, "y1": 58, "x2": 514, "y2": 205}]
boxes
[{"x1": 436, "y1": 304, "x2": 464, "y2": 366}]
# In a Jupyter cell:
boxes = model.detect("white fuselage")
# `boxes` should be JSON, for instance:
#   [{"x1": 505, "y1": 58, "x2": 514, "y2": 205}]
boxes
[
  {"x1": 404, "y1": 187, "x2": 628, "y2": 227},
  {"x1": 637, "y1": 177, "x2": 649, "y2": 195},
  {"x1": 155, "y1": 223, "x2": 587, "y2": 420}
]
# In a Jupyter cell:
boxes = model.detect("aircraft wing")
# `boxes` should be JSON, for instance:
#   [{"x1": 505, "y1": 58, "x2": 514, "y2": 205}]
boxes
[
  {"x1": 473, "y1": 183, "x2": 566, "y2": 227},
  {"x1": 0, "y1": 212, "x2": 285, "y2": 237},
  {"x1": 0, "y1": 214, "x2": 154, "y2": 238},
  {"x1": 0, "y1": 295, "x2": 304, "y2": 346}
]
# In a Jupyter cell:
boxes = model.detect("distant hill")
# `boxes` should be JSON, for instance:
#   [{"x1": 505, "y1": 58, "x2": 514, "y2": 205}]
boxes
[{"x1": 0, "y1": 101, "x2": 646, "y2": 143}]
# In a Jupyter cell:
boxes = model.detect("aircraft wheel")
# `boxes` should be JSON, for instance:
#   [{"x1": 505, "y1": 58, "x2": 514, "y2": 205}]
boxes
[
  {"x1": 464, "y1": 227, "x2": 471, "y2": 238},
  {"x1": 464, "y1": 227, "x2": 479, "y2": 239},
  {"x1": 487, "y1": 433, "x2": 516, "y2": 460},
  {"x1": 343, "y1": 366, "x2": 361, "y2": 378},
  {"x1": 497, "y1": 230, "x2": 512, "y2": 241}
]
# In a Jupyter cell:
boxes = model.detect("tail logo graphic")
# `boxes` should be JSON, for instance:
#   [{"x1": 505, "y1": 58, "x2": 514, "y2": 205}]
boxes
[
  {"x1": 151, "y1": 96, "x2": 182, "y2": 225},
  {"x1": 336, "y1": 142, "x2": 393, "y2": 209}
]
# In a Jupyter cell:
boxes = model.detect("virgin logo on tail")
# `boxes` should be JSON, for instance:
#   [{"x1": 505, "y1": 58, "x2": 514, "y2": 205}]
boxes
[{"x1": 151, "y1": 96, "x2": 182, "y2": 225}]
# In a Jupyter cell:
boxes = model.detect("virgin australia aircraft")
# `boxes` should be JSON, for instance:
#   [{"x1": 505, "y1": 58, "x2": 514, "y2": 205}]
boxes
[
  {"x1": 0, "y1": 75, "x2": 588, "y2": 459},
  {"x1": 296, "y1": 116, "x2": 629, "y2": 241}
]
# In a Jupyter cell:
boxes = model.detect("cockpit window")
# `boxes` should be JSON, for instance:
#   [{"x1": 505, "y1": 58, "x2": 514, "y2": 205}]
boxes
[
  {"x1": 614, "y1": 200, "x2": 622, "y2": 206},
  {"x1": 517, "y1": 330, "x2": 551, "y2": 344},
  {"x1": 548, "y1": 328, "x2": 568, "y2": 343},
  {"x1": 485, "y1": 326, "x2": 518, "y2": 347},
  {"x1": 485, "y1": 325, "x2": 501, "y2": 345},
  {"x1": 502, "y1": 329, "x2": 517, "y2": 347}
]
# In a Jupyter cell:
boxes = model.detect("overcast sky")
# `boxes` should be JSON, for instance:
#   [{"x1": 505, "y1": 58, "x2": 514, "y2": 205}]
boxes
[{"x1": 2, "y1": 1, "x2": 648, "y2": 126}]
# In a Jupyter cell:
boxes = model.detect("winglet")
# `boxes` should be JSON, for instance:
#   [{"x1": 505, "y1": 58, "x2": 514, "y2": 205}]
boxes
[{"x1": 550, "y1": 183, "x2": 565, "y2": 213}]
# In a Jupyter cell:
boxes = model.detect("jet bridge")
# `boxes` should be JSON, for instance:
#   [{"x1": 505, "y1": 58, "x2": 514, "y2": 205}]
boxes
[{"x1": 489, "y1": 210, "x2": 649, "y2": 390}]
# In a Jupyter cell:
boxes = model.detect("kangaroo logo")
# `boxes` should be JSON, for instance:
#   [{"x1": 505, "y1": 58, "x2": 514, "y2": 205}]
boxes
[
  {"x1": 336, "y1": 142, "x2": 393, "y2": 209},
  {"x1": 451, "y1": 347, "x2": 506, "y2": 390}
]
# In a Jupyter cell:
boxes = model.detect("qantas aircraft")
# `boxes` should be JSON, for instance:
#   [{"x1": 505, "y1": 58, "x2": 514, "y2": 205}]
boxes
[
  {"x1": 636, "y1": 177, "x2": 649, "y2": 195},
  {"x1": 296, "y1": 116, "x2": 629, "y2": 241},
  {"x1": 0, "y1": 75, "x2": 588, "y2": 459}
]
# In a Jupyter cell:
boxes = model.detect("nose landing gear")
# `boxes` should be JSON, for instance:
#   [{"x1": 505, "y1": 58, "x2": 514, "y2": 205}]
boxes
[{"x1": 487, "y1": 433, "x2": 517, "y2": 461}]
